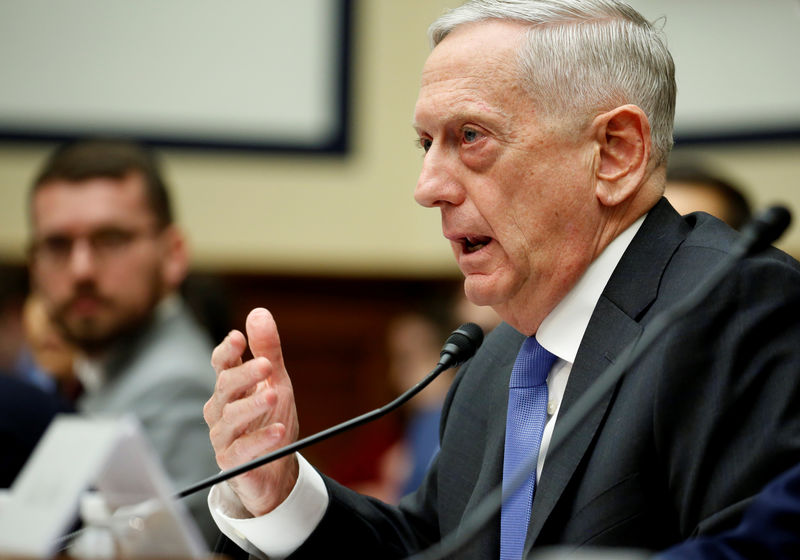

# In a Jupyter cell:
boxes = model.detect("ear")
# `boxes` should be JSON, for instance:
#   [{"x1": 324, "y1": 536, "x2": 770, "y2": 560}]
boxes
[
  {"x1": 592, "y1": 104, "x2": 651, "y2": 207},
  {"x1": 159, "y1": 225, "x2": 189, "y2": 291}
]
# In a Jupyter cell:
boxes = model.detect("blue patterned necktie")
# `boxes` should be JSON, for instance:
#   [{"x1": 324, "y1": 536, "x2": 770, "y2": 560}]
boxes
[{"x1": 500, "y1": 336, "x2": 557, "y2": 560}]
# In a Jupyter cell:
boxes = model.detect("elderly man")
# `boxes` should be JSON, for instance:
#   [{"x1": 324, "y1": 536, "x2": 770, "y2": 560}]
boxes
[
  {"x1": 27, "y1": 139, "x2": 219, "y2": 545},
  {"x1": 204, "y1": 1, "x2": 800, "y2": 558}
]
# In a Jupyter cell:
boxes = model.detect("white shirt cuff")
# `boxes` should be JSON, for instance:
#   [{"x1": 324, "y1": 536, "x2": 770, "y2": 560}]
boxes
[{"x1": 208, "y1": 453, "x2": 329, "y2": 559}]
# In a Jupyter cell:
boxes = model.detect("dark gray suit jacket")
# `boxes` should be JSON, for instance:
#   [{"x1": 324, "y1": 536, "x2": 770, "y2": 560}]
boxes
[
  {"x1": 657, "y1": 461, "x2": 800, "y2": 560},
  {"x1": 291, "y1": 199, "x2": 800, "y2": 558}
]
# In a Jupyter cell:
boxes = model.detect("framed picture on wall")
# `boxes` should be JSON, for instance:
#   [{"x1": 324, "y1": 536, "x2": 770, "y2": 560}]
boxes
[{"x1": 0, "y1": 0, "x2": 352, "y2": 154}]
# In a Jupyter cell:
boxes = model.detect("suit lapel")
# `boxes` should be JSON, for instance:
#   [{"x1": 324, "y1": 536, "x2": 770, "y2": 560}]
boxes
[
  {"x1": 525, "y1": 297, "x2": 641, "y2": 547},
  {"x1": 525, "y1": 199, "x2": 690, "y2": 548}
]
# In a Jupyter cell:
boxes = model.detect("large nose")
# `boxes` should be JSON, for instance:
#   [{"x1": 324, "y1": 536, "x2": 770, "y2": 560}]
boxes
[{"x1": 414, "y1": 145, "x2": 465, "y2": 209}]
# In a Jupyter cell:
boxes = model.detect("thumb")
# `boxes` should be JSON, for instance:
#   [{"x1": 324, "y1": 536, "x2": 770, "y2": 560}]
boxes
[{"x1": 245, "y1": 307, "x2": 285, "y2": 371}]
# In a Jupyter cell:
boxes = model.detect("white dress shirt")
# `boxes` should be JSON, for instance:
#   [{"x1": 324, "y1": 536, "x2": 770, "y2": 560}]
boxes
[{"x1": 208, "y1": 216, "x2": 645, "y2": 558}]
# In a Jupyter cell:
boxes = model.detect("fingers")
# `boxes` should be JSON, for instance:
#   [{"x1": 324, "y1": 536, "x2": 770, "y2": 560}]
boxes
[
  {"x1": 211, "y1": 329, "x2": 246, "y2": 375},
  {"x1": 204, "y1": 356, "x2": 268, "y2": 426},
  {"x1": 246, "y1": 308, "x2": 285, "y2": 371},
  {"x1": 207, "y1": 361, "x2": 291, "y2": 473},
  {"x1": 205, "y1": 329, "x2": 250, "y2": 428},
  {"x1": 216, "y1": 422, "x2": 288, "y2": 471}
]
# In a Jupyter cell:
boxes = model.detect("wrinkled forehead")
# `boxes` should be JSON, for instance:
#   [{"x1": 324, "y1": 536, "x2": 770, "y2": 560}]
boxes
[
  {"x1": 421, "y1": 20, "x2": 528, "y2": 86},
  {"x1": 414, "y1": 21, "x2": 533, "y2": 125}
]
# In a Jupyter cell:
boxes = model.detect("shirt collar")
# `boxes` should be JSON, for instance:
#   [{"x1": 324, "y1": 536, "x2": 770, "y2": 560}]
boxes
[
  {"x1": 537, "y1": 215, "x2": 646, "y2": 364},
  {"x1": 74, "y1": 354, "x2": 104, "y2": 394}
]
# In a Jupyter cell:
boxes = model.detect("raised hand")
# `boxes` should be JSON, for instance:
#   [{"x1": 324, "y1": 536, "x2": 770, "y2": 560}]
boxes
[{"x1": 204, "y1": 307, "x2": 300, "y2": 516}]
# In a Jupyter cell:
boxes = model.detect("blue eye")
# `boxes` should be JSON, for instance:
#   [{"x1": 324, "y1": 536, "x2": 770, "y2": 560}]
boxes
[{"x1": 463, "y1": 128, "x2": 481, "y2": 143}]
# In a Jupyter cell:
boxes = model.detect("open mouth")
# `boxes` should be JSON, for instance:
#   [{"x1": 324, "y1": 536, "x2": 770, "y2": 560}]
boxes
[{"x1": 463, "y1": 235, "x2": 491, "y2": 253}]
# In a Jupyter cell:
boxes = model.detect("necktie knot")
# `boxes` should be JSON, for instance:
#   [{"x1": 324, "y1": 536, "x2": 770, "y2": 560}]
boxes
[{"x1": 509, "y1": 336, "x2": 556, "y2": 388}]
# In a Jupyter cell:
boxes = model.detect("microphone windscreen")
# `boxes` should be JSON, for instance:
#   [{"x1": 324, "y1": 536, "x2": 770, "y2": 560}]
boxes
[
  {"x1": 746, "y1": 205, "x2": 791, "y2": 253},
  {"x1": 439, "y1": 322, "x2": 484, "y2": 368}
]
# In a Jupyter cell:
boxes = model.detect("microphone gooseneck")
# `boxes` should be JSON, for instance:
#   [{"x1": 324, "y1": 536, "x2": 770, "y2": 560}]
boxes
[{"x1": 176, "y1": 322, "x2": 484, "y2": 500}]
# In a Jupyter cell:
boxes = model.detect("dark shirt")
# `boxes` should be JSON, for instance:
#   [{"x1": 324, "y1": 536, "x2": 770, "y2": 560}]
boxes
[{"x1": 0, "y1": 375, "x2": 74, "y2": 488}]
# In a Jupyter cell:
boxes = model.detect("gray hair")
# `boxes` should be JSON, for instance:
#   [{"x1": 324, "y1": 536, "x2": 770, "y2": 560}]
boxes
[{"x1": 429, "y1": 0, "x2": 676, "y2": 166}]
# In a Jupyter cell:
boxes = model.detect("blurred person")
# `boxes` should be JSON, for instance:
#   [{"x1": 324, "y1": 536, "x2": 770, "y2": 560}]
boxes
[
  {"x1": 0, "y1": 264, "x2": 68, "y2": 393},
  {"x1": 368, "y1": 294, "x2": 502, "y2": 504},
  {"x1": 203, "y1": 1, "x2": 800, "y2": 558},
  {"x1": 665, "y1": 162, "x2": 752, "y2": 231},
  {"x1": 0, "y1": 264, "x2": 29, "y2": 378},
  {"x1": 346, "y1": 306, "x2": 453, "y2": 504},
  {"x1": 0, "y1": 267, "x2": 73, "y2": 489},
  {"x1": 385, "y1": 292, "x2": 501, "y2": 500},
  {"x1": 386, "y1": 309, "x2": 454, "y2": 500},
  {"x1": 21, "y1": 292, "x2": 80, "y2": 400},
  {"x1": 26, "y1": 138, "x2": 219, "y2": 545}
]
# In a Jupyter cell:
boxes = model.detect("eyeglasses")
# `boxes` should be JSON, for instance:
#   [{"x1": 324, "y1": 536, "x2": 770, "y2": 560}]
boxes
[{"x1": 30, "y1": 227, "x2": 159, "y2": 268}]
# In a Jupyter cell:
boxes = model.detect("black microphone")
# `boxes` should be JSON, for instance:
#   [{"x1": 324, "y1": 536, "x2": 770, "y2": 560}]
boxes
[
  {"x1": 438, "y1": 322, "x2": 484, "y2": 368},
  {"x1": 740, "y1": 205, "x2": 791, "y2": 255},
  {"x1": 176, "y1": 322, "x2": 484, "y2": 499},
  {"x1": 405, "y1": 205, "x2": 792, "y2": 560}
]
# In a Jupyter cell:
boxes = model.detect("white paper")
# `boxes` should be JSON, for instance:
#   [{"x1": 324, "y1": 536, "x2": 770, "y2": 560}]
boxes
[{"x1": 0, "y1": 415, "x2": 207, "y2": 558}]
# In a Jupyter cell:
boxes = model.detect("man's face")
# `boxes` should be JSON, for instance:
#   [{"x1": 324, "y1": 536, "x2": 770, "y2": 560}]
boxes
[
  {"x1": 413, "y1": 21, "x2": 602, "y2": 331},
  {"x1": 30, "y1": 173, "x2": 176, "y2": 354}
]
